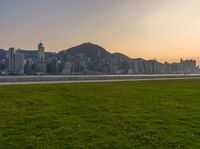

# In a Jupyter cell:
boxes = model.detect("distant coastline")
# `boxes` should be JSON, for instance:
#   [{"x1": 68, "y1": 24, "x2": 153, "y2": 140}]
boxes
[{"x1": 0, "y1": 42, "x2": 199, "y2": 75}]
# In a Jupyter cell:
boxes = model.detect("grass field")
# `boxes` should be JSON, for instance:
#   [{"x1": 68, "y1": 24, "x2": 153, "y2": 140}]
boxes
[{"x1": 0, "y1": 80, "x2": 200, "y2": 149}]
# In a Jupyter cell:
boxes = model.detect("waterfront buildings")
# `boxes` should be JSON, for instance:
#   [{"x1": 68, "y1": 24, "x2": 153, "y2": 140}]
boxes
[
  {"x1": 7, "y1": 48, "x2": 25, "y2": 74},
  {"x1": 0, "y1": 42, "x2": 199, "y2": 75}
]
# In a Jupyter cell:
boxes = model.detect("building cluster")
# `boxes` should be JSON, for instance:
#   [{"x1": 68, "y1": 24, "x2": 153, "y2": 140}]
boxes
[
  {"x1": 128, "y1": 58, "x2": 198, "y2": 74},
  {"x1": 0, "y1": 42, "x2": 199, "y2": 75},
  {"x1": 0, "y1": 43, "x2": 59, "y2": 75}
]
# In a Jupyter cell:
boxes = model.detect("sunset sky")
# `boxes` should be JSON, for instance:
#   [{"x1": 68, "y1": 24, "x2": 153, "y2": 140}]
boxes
[{"x1": 1, "y1": 0, "x2": 200, "y2": 63}]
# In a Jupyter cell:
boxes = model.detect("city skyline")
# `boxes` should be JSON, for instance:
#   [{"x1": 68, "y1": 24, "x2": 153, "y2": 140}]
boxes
[
  {"x1": 1, "y1": 41, "x2": 199, "y2": 64},
  {"x1": 0, "y1": 42, "x2": 198, "y2": 76},
  {"x1": 1, "y1": 0, "x2": 200, "y2": 63}
]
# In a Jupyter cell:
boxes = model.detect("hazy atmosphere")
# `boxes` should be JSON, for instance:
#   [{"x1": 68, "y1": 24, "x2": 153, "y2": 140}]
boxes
[
  {"x1": 1, "y1": 1, "x2": 200, "y2": 148},
  {"x1": 1, "y1": 0, "x2": 200, "y2": 62}
]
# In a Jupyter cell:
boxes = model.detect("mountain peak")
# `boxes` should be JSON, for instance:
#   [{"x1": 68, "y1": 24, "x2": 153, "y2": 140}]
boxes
[{"x1": 58, "y1": 42, "x2": 113, "y2": 60}]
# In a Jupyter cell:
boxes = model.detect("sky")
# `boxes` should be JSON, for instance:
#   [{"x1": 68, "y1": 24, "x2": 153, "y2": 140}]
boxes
[{"x1": 1, "y1": 0, "x2": 200, "y2": 63}]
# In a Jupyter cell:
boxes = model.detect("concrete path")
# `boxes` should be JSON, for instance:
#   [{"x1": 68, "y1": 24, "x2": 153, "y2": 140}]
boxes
[{"x1": 0, "y1": 74, "x2": 200, "y2": 85}]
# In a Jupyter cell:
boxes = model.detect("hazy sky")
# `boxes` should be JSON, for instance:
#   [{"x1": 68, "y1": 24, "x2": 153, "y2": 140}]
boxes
[{"x1": 1, "y1": 0, "x2": 200, "y2": 62}]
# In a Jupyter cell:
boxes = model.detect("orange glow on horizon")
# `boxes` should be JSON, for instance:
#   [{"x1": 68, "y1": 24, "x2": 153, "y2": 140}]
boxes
[{"x1": 1, "y1": 0, "x2": 200, "y2": 65}]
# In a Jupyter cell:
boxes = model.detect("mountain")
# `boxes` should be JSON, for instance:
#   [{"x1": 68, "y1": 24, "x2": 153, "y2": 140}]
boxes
[
  {"x1": 112, "y1": 53, "x2": 131, "y2": 61},
  {"x1": 58, "y1": 43, "x2": 113, "y2": 61}
]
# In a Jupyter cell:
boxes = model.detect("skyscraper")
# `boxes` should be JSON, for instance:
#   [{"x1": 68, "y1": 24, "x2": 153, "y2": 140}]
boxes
[
  {"x1": 15, "y1": 53, "x2": 24, "y2": 74},
  {"x1": 37, "y1": 42, "x2": 45, "y2": 62},
  {"x1": 8, "y1": 47, "x2": 15, "y2": 73},
  {"x1": 36, "y1": 42, "x2": 46, "y2": 74}
]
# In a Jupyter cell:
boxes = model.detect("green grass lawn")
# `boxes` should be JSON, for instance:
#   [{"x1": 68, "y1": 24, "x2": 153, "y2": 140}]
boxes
[{"x1": 0, "y1": 80, "x2": 200, "y2": 149}]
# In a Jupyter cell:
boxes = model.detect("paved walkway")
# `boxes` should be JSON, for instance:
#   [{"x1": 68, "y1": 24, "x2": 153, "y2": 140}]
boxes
[{"x1": 0, "y1": 74, "x2": 200, "y2": 85}]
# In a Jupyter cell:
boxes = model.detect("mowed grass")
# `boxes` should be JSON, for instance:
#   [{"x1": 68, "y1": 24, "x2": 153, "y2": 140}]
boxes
[{"x1": 0, "y1": 80, "x2": 200, "y2": 149}]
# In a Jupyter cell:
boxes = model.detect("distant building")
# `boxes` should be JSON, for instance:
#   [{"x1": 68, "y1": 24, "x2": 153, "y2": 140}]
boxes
[
  {"x1": 0, "y1": 49, "x2": 7, "y2": 61},
  {"x1": 16, "y1": 49, "x2": 37, "y2": 60},
  {"x1": 48, "y1": 58, "x2": 58, "y2": 74},
  {"x1": 8, "y1": 48, "x2": 15, "y2": 73},
  {"x1": 171, "y1": 63, "x2": 181, "y2": 73},
  {"x1": 24, "y1": 59, "x2": 36, "y2": 75},
  {"x1": 36, "y1": 42, "x2": 46, "y2": 74},
  {"x1": 37, "y1": 42, "x2": 45, "y2": 62},
  {"x1": 180, "y1": 59, "x2": 197, "y2": 74},
  {"x1": 62, "y1": 61, "x2": 72, "y2": 74},
  {"x1": 15, "y1": 53, "x2": 24, "y2": 74},
  {"x1": 36, "y1": 62, "x2": 46, "y2": 74},
  {"x1": 0, "y1": 58, "x2": 7, "y2": 71}
]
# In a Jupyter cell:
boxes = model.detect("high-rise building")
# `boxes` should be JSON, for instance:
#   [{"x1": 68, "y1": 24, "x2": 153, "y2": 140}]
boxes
[
  {"x1": 48, "y1": 58, "x2": 58, "y2": 74},
  {"x1": 180, "y1": 59, "x2": 197, "y2": 74},
  {"x1": 8, "y1": 48, "x2": 15, "y2": 73},
  {"x1": 15, "y1": 53, "x2": 24, "y2": 74},
  {"x1": 37, "y1": 42, "x2": 45, "y2": 62},
  {"x1": 62, "y1": 61, "x2": 72, "y2": 74},
  {"x1": 36, "y1": 42, "x2": 46, "y2": 74}
]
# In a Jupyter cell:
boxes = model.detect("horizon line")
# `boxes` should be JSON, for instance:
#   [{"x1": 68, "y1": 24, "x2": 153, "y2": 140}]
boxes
[{"x1": 1, "y1": 41, "x2": 199, "y2": 64}]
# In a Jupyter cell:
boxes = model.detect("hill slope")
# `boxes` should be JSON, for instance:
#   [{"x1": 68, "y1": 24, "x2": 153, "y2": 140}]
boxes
[{"x1": 58, "y1": 43, "x2": 113, "y2": 60}]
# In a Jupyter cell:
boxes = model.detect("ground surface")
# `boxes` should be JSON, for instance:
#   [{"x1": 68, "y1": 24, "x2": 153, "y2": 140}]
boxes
[
  {"x1": 0, "y1": 80, "x2": 200, "y2": 149},
  {"x1": 1, "y1": 74, "x2": 200, "y2": 85}
]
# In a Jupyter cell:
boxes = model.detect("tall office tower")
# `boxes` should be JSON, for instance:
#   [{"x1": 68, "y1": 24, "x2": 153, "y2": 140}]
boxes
[
  {"x1": 37, "y1": 42, "x2": 45, "y2": 62},
  {"x1": 15, "y1": 53, "x2": 24, "y2": 74},
  {"x1": 8, "y1": 47, "x2": 15, "y2": 73},
  {"x1": 36, "y1": 42, "x2": 46, "y2": 74}
]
